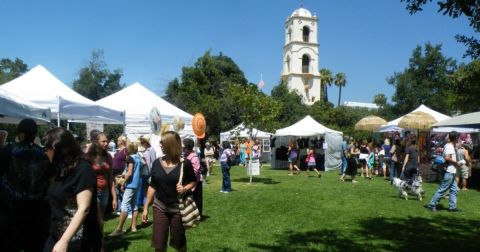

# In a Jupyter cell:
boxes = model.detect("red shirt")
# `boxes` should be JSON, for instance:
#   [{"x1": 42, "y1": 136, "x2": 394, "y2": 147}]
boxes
[{"x1": 92, "y1": 161, "x2": 110, "y2": 191}]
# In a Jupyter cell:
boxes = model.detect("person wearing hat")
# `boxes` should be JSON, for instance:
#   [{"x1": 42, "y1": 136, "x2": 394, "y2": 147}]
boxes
[
  {"x1": 0, "y1": 119, "x2": 51, "y2": 251},
  {"x1": 204, "y1": 142, "x2": 215, "y2": 176}
]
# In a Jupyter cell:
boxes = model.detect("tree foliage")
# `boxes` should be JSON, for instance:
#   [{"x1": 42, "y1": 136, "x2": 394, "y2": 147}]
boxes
[
  {"x1": 387, "y1": 43, "x2": 456, "y2": 115},
  {"x1": 449, "y1": 59, "x2": 480, "y2": 113},
  {"x1": 229, "y1": 83, "x2": 282, "y2": 134},
  {"x1": 270, "y1": 80, "x2": 309, "y2": 128},
  {"x1": 164, "y1": 51, "x2": 249, "y2": 138},
  {"x1": 319, "y1": 68, "x2": 333, "y2": 102},
  {"x1": 73, "y1": 49, "x2": 124, "y2": 101},
  {"x1": 401, "y1": 0, "x2": 480, "y2": 58},
  {"x1": 0, "y1": 58, "x2": 28, "y2": 84},
  {"x1": 334, "y1": 72, "x2": 347, "y2": 107}
]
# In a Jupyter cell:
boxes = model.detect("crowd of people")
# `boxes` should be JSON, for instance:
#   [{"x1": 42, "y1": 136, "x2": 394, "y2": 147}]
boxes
[{"x1": 0, "y1": 119, "x2": 476, "y2": 251}]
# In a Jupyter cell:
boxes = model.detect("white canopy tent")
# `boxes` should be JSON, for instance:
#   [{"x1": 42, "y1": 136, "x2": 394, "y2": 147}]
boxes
[
  {"x1": 0, "y1": 65, "x2": 125, "y2": 124},
  {"x1": 220, "y1": 123, "x2": 272, "y2": 142},
  {"x1": 273, "y1": 115, "x2": 343, "y2": 170},
  {"x1": 384, "y1": 104, "x2": 451, "y2": 127},
  {"x1": 433, "y1": 111, "x2": 480, "y2": 128},
  {"x1": 275, "y1": 115, "x2": 342, "y2": 136},
  {"x1": 96, "y1": 82, "x2": 194, "y2": 137},
  {"x1": 0, "y1": 88, "x2": 51, "y2": 124}
]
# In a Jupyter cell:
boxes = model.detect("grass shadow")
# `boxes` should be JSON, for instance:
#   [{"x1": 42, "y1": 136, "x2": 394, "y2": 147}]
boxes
[
  {"x1": 249, "y1": 216, "x2": 480, "y2": 252},
  {"x1": 358, "y1": 216, "x2": 480, "y2": 251},
  {"x1": 249, "y1": 229, "x2": 369, "y2": 252},
  {"x1": 232, "y1": 177, "x2": 280, "y2": 184}
]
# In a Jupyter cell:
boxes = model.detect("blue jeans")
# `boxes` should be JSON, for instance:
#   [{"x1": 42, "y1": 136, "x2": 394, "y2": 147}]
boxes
[
  {"x1": 428, "y1": 172, "x2": 458, "y2": 210},
  {"x1": 221, "y1": 162, "x2": 231, "y2": 192},
  {"x1": 115, "y1": 186, "x2": 123, "y2": 212},
  {"x1": 341, "y1": 156, "x2": 348, "y2": 175},
  {"x1": 390, "y1": 161, "x2": 398, "y2": 182}
]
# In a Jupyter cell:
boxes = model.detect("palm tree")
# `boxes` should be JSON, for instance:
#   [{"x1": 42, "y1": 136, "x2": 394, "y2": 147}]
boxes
[
  {"x1": 319, "y1": 68, "x2": 333, "y2": 102},
  {"x1": 334, "y1": 72, "x2": 347, "y2": 106}
]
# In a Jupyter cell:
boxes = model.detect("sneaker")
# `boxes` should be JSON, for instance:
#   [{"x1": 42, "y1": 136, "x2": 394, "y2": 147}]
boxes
[
  {"x1": 352, "y1": 180, "x2": 358, "y2": 184},
  {"x1": 108, "y1": 230, "x2": 124, "y2": 237},
  {"x1": 223, "y1": 191, "x2": 230, "y2": 194},
  {"x1": 448, "y1": 208, "x2": 461, "y2": 212},
  {"x1": 426, "y1": 206, "x2": 437, "y2": 212},
  {"x1": 220, "y1": 190, "x2": 225, "y2": 193}
]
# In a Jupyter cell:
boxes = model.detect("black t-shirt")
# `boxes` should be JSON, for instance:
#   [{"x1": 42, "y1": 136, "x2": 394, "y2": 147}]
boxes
[
  {"x1": 150, "y1": 158, "x2": 196, "y2": 205},
  {"x1": 405, "y1": 146, "x2": 418, "y2": 168},
  {"x1": 46, "y1": 159, "x2": 101, "y2": 251}
]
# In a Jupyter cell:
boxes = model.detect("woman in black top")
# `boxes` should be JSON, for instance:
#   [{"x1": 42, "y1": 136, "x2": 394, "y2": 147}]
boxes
[
  {"x1": 402, "y1": 140, "x2": 420, "y2": 182},
  {"x1": 142, "y1": 131, "x2": 196, "y2": 252},
  {"x1": 43, "y1": 127, "x2": 101, "y2": 252}
]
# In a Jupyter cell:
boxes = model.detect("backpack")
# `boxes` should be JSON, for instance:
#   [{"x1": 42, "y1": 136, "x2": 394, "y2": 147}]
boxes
[{"x1": 1, "y1": 143, "x2": 50, "y2": 200}]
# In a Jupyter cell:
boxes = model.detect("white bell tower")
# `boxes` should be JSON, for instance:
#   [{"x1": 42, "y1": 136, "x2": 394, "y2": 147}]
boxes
[{"x1": 281, "y1": 7, "x2": 321, "y2": 105}]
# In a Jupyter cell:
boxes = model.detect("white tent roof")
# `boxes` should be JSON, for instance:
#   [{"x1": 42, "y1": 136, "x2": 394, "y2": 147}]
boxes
[
  {"x1": 0, "y1": 65, "x2": 124, "y2": 123},
  {"x1": 275, "y1": 115, "x2": 342, "y2": 136},
  {"x1": 386, "y1": 104, "x2": 451, "y2": 126},
  {"x1": 433, "y1": 111, "x2": 480, "y2": 128},
  {"x1": 220, "y1": 123, "x2": 272, "y2": 142},
  {"x1": 0, "y1": 88, "x2": 51, "y2": 124},
  {"x1": 96, "y1": 82, "x2": 193, "y2": 135}
]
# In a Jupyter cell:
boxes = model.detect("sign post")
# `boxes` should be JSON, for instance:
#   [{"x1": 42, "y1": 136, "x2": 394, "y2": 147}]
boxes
[{"x1": 247, "y1": 158, "x2": 260, "y2": 184}]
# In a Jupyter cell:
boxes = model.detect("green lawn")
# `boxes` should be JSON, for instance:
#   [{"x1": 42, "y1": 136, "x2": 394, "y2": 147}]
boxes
[{"x1": 104, "y1": 165, "x2": 480, "y2": 251}]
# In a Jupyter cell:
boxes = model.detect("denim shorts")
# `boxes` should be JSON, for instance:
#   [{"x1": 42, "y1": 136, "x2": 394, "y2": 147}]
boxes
[
  {"x1": 121, "y1": 187, "x2": 138, "y2": 213},
  {"x1": 97, "y1": 189, "x2": 109, "y2": 213}
]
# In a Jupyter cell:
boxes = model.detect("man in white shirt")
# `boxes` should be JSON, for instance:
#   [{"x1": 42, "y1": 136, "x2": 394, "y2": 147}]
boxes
[{"x1": 427, "y1": 132, "x2": 461, "y2": 212}]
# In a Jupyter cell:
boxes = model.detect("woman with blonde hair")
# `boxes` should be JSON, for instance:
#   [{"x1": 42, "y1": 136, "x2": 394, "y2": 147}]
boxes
[
  {"x1": 142, "y1": 131, "x2": 196, "y2": 252},
  {"x1": 109, "y1": 142, "x2": 142, "y2": 236},
  {"x1": 112, "y1": 135, "x2": 128, "y2": 213}
]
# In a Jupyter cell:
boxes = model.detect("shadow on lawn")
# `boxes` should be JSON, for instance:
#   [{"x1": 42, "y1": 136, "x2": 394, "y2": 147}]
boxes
[
  {"x1": 249, "y1": 216, "x2": 480, "y2": 252},
  {"x1": 232, "y1": 177, "x2": 280, "y2": 184}
]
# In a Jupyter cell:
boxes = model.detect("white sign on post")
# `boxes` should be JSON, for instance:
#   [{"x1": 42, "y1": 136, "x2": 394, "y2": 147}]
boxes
[{"x1": 247, "y1": 159, "x2": 260, "y2": 176}]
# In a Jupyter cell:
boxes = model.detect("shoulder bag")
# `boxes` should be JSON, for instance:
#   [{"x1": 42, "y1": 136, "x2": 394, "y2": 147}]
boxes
[{"x1": 177, "y1": 161, "x2": 201, "y2": 228}]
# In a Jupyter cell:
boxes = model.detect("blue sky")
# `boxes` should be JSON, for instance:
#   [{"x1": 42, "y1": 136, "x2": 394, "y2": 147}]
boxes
[{"x1": 0, "y1": 0, "x2": 474, "y2": 104}]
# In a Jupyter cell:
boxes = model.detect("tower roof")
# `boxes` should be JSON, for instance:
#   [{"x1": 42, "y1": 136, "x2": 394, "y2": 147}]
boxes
[{"x1": 290, "y1": 7, "x2": 313, "y2": 18}]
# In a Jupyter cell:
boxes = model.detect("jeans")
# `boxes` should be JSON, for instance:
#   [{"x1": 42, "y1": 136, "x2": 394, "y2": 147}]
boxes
[
  {"x1": 115, "y1": 186, "x2": 123, "y2": 212},
  {"x1": 341, "y1": 156, "x2": 348, "y2": 175},
  {"x1": 221, "y1": 162, "x2": 231, "y2": 192},
  {"x1": 390, "y1": 160, "x2": 398, "y2": 181},
  {"x1": 428, "y1": 172, "x2": 458, "y2": 210}
]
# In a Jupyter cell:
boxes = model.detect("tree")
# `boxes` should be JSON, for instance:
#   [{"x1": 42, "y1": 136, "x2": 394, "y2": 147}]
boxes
[
  {"x1": 334, "y1": 72, "x2": 347, "y2": 107},
  {"x1": 164, "y1": 51, "x2": 248, "y2": 138},
  {"x1": 319, "y1": 68, "x2": 333, "y2": 102},
  {"x1": 373, "y1": 93, "x2": 387, "y2": 109},
  {"x1": 271, "y1": 80, "x2": 308, "y2": 128},
  {"x1": 229, "y1": 83, "x2": 281, "y2": 134},
  {"x1": 401, "y1": 0, "x2": 480, "y2": 58},
  {"x1": 449, "y1": 60, "x2": 480, "y2": 113},
  {"x1": 73, "y1": 49, "x2": 124, "y2": 101},
  {"x1": 0, "y1": 58, "x2": 28, "y2": 84},
  {"x1": 388, "y1": 43, "x2": 456, "y2": 115}
]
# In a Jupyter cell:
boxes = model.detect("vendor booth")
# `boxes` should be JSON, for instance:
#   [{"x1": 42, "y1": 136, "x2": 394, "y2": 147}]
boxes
[
  {"x1": 272, "y1": 115, "x2": 343, "y2": 170},
  {"x1": 96, "y1": 82, "x2": 193, "y2": 138},
  {"x1": 0, "y1": 65, "x2": 125, "y2": 125},
  {"x1": 0, "y1": 88, "x2": 51, "y2": 124},
  {"x1": 220, "y1": 123, "x2": 273, "y2": 163}
]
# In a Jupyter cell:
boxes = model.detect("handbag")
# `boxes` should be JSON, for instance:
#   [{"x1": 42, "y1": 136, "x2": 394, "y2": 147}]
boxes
[{"x1": 177, "y1": 161, "x2": 201, "y2": 228}]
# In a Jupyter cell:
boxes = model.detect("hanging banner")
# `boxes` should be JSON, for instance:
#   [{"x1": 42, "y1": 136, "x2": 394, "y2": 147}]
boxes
[{"x1": 247, "y1": 159, "x2": 260, "y2": 176}]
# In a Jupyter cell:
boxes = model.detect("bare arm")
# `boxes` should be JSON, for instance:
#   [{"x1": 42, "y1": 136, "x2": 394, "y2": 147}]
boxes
[
  {"x1": 142, "y1": 186, "x2": 156, "y2": 223},
  {"x1": 53, "y1": 188, "x2": 93, "y2": 252},
  {"x1": 176, "y1": 181, "x2": 197, "y2": 195},
  {"x1": 109, "y1": 168, "x2": 117, "y2": 210},
  {"x1": 402, "y1": 154, "x2": 409, "y2": 172},
  {"x1": 124, "y1": 163, "x2": 134, "y2": 183}
]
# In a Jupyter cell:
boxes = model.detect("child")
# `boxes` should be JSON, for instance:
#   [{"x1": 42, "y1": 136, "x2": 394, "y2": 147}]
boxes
[{"x1": 305, "y1": 146, "x2": 321, "y2": 178}]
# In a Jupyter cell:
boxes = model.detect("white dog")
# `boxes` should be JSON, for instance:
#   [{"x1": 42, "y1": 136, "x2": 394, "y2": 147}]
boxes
[{"x1": 392, "y1": 176, "x2": 425, "y2": 201}]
